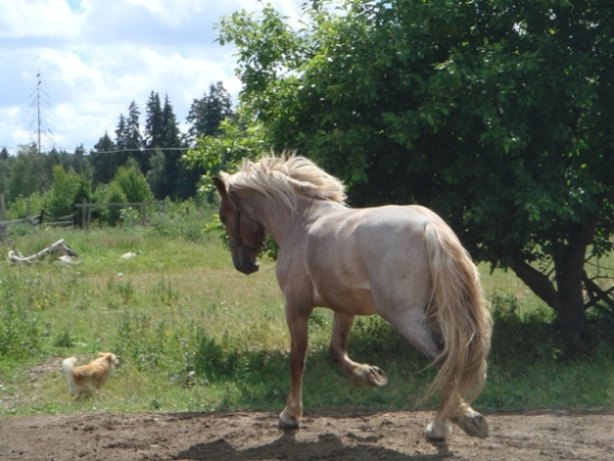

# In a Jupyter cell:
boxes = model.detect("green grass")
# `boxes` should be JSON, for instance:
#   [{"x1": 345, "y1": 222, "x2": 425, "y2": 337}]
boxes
[{"x1": 0, "y1": 220, "x2": 612, "y2": 417}]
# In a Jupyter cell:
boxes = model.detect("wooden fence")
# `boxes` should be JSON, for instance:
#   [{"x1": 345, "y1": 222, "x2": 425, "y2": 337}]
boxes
[
  {"x1": 75, "y1": 200, "x2": 168, "y2": 229},
  {"x1": 0, "y1": 193, "x2": 160, "y2": 236}
]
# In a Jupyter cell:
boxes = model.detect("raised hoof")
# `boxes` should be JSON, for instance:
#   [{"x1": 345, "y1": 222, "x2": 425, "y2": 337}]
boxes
[
  {"x1": 455, "y1": 411, "x2": 489, "y2": 438},
  {"x1": 278, "y1": 409, "x2": 300, "y2": 430},
  {"x1": 352, "y1": 366, "x2": 389, "y2": 387},
  {"x1": 425, "y1": 421, "x2": 451, "y2": 441}
]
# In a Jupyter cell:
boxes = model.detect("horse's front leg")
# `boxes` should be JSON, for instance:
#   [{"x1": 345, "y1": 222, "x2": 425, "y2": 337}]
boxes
[
  {"x1": 329, "y1": 312, "x2": 388, "y2": 387},
  {"x1": 279, "y1": 305, "x2": 311, "y2": 429}
]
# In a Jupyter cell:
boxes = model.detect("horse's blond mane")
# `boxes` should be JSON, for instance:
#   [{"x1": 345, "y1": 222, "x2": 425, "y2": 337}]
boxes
[{"x1": 227, "y1": 153, "x2": 347, "y2": 211}]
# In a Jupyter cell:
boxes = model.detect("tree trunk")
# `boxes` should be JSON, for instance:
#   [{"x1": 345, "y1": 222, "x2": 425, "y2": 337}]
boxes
[
  {"x1": 552, "y1": 221, "x2": 596, "y2": 345},
  {"x1": 511, "y1": 220, "x2": 597, "y2": 347}
]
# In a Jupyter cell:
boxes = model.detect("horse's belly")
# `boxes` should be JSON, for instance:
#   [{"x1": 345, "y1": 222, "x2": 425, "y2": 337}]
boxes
[{"x1": 312, "y1": 281, "x2": 376, "y2": 315}]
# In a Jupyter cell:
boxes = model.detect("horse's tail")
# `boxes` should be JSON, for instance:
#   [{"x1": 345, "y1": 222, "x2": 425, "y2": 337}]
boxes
[{"x1": 423, "y1": 221, "x2": 492, "y2": 415}]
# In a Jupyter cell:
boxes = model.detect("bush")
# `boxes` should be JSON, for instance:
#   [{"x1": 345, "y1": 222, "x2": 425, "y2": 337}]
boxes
[
  {"x1": 45, "y1": 165, "x2": 82, "y2": 218},
  {"x1": 104, "y1": 182, "x2": 128, "y2": 226}
]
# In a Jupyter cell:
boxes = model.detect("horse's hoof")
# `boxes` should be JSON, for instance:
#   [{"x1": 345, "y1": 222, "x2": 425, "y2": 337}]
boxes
[
  {"x1": 425, "y1": 421, "x2": 451, "y2": 441},
  {"x1": 455, "y1": 411, "x2": 489, "y2": 438},
  {"x1": 278, "y1": 410, "x2": 300, "y2": 430},
  {"x1": 352, "y1": 366, "x2": 388, "y2": 387}
]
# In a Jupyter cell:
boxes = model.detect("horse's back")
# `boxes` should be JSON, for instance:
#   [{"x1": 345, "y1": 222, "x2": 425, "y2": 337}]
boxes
[{"x1": 303, "y1": 204, "x2": 437, "y2": 315}]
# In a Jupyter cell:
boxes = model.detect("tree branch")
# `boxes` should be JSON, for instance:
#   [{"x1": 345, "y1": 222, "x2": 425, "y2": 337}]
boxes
[{"x1": 510, "y1": 257, "x2": 560, "y2": 312}]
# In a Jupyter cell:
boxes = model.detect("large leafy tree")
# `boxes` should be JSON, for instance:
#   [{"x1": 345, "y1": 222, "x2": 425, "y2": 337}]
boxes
[{"x1": 219, "y1": 0, "x2": 613, "y2": 344}]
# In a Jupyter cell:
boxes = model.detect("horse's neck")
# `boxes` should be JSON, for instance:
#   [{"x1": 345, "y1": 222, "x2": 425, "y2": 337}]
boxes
[
  {"x1": 242, "y1": 192, "x2": 297, "y2": 247},
  {"x1": 248, "y1": 193, "x2": 326, "y2": 247}
]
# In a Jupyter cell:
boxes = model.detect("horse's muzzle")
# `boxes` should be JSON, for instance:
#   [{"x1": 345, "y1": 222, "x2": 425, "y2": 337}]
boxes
[
  {"x1": 235, "y1": 260, "x2": 259, "y2": 275},
  {"x1": 233, "y1": 250, "x2": 260, "y2": 275}
]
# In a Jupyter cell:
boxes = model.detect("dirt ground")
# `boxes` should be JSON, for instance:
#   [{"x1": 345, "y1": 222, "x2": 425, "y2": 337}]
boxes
[{"x1": 1, "y1": 409, "x2": 612, "y2": 461}]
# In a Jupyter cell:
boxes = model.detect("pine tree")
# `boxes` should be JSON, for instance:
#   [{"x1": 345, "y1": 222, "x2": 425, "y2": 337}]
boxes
[
  {"x1": 145, "y1": 91, "x2": 164, "y2": 149},
  {"x1": 91, "y1": 131, "x2": 118, "y2": 185},
  {"x1": 125, "y1": 100, "x2": 145, "y2": 171},
  {"x1": 162, "y1": 95, "x2": 181, "y2": 147},
  {"x1": 186, "y1": 82, "x2": 233, "y2": 144}
]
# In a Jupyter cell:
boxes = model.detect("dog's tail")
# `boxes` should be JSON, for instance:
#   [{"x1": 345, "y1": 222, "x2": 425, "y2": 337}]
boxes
[{"x1": 62, "y1": 357, "x2": 79, "y2": 395}]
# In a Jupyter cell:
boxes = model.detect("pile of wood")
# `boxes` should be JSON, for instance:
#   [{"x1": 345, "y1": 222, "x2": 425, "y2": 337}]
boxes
[{"x1": 8, "y1": 239, "x2": 78, "y2": 264}]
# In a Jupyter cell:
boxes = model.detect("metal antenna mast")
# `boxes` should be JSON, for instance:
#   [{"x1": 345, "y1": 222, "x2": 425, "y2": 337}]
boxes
[
  {"x1": 36, "y1": 72, "x2": 41, "y2": 153},
  {"x1": 29, "y1": 72, "x2": 52, "y2": 153}
]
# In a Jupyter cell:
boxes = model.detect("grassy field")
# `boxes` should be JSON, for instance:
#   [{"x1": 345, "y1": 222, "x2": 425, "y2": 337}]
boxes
[{"x1": 0, "y1": 211, "x2": 612, "y2": 417}]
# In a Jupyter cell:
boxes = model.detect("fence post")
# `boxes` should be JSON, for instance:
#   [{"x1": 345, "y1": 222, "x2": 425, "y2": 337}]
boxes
[{"x1": 0, "y1": 192, "x2": 6, "y2": 238}]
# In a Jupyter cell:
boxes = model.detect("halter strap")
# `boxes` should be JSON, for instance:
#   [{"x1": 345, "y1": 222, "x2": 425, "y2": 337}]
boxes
[{"x1": 230, "y1": 198, "x2": 263, "y2": 253}]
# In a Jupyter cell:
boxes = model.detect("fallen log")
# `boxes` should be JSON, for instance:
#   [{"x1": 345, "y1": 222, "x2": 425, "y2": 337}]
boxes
[{"x1": 8, "y1": 239, "x2": 78, "y2": 264}]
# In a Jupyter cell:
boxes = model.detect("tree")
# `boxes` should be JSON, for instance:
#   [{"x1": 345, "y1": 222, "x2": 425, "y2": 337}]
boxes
[
  {"x1": 146, "y1": 147, "x2": 167, "y2": 199},
  {"x1": 113, "y1": 102, "x2": 143, "y2": 170},
  {"x1": 186, "y1": 82, "x2": 233, "y2": 144},
  {"x1": 145, "y1": 91, "x2": 165, "y2": 151},
  {"x1": 46, "y1": 165, "x2": 83, "y2": 218},
  {"x1": 125, "y1": 100, "x2": 145, "y2": 169},
  {"x1": 90, "y1": 132, "x2": 118, "y2": 185},
  {"x1": 145, "y1": 95, "x2": 192, "y2": 199},
  {"x1": 72, "y1": 145, "x2": 88, "y2": 175},
  {"x1": 111, "y1": 160, "x2": 153, "y2": 204},
  {"x1": 6, "y1": 144, "x2": 53, "y2": 202},
  {"x1": 185, "y1": 116, "x2": 266, "y2": 201},
  {"x1": 0, "y1": 148, "x2": 12, "y2": 195},
  {"x1": 219, "y1": 0, "x2": 613, "y2": 345}
]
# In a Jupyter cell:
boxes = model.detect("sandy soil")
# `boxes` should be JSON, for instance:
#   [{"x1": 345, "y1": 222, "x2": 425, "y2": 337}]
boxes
[{"x1": 1, "y1": 409, "x2": 612, "y2": 461}]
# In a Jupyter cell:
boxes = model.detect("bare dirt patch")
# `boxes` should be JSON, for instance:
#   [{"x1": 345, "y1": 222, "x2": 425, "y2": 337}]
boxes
[{"x1": 0, "y1": 409, "x2": 612, "y2": 460}]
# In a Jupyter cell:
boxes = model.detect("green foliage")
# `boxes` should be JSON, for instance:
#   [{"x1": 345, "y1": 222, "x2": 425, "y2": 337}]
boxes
[
  {"x1": 111, "y1": 161, "x2": 153, "y2": 204},
  {"x1": 104, "y1": 181, "x2": 128, "y2": 226},
  {"x1": 46, "y1": 165, "x2": 83, "y2": 218},
  {"x1": 0, "y1": 269, "x2": 42, "y2": 358},
  {"x1": 6, "y1": 192, "x2": 46, "y2": 220},
  {"x1": 148, "y1": 199, "x2": 213, "y2": 241},
  {"x1": 184, "y1": 116, "x2": 266, "y2": 200},
  {"x1": 5, "y1": 145, "x2": 55, "y2": 202},
  {"x1": 186, "y1": 82, "x2": 234, "y2": 143},
  {"x1": 218, "y1": 0, "x2": 613, "y2": 341}
]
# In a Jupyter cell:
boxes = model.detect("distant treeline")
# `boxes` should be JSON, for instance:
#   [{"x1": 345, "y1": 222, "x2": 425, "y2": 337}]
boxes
[{"x1": 0, "y1": 82, "x2": 233, "y2": 206}]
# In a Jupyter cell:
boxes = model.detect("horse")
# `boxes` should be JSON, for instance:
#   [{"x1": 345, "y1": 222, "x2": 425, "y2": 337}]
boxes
[{"x1": 213, "y1": 154, "x2": 493, "y2": 441}]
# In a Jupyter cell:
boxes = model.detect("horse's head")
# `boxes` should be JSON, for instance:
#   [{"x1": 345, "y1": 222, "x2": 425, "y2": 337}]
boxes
[{"x1": 213, "y1": 174, "x2": 265, "y2": 275}]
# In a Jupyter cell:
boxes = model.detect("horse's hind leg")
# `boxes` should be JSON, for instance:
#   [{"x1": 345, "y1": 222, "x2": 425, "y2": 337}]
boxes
[
  {"x1": 384, "y1": 309, "x2": 458, "y2": 440},
  {"x1": 329, "y1": 312, "x2": 388, "y2": 387},
  {"x1": 451, "y1": 399, "x2": 489, "y2": 438},
  {"x1": 397, "y1": 319, "x2": 487, "y2": 440},
  {"x1": 426, "y1": 390, "x2": 488, "y2": 440}
]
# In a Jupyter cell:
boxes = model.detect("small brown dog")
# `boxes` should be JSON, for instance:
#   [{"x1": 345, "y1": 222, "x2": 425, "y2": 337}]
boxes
[{"x1": 62, "y1": 353, "x2": 119, "y2": 397}]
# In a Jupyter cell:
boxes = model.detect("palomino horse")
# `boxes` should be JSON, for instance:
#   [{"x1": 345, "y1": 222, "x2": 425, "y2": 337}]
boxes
[{"x1": 213, "y1": 154, "x2": 492, "y2": 440}]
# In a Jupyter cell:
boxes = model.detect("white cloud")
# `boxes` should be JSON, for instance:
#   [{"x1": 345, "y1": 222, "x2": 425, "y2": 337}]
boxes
[
  {"x1": 0, "y1": 0, "x2": 303, "y2": 153},
  {"x1": 0, "y1": 0, "x2": 83, "y2": 39},
  {"x1": 124, "y1": 0, "x2": 206, "y2": 27}
]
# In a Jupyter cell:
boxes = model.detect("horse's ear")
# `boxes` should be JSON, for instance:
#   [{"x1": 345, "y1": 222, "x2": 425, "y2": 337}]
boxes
[{"x1": 213, "y1": 174, "x2": 228, "y2": 198}]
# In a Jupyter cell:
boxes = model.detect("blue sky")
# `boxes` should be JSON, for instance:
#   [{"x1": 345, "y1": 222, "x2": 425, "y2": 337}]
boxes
[{"x1": 0, "y1": 0, "x2": 303, "y2": 154}]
